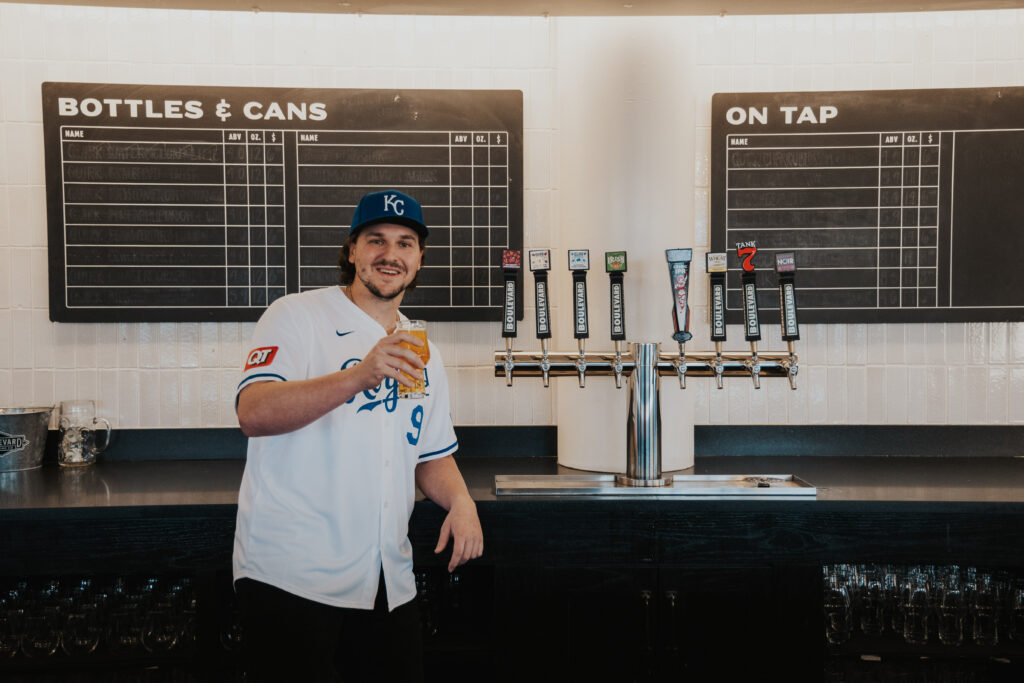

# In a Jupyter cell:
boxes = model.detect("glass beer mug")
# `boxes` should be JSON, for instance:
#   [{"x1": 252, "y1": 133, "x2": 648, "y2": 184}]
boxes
[
  {"x1": 58, "y1": 400, "x2": 111, "y2": 466},
  {"x1": 397, "y1": 320, "x2": 429, "y2": 399}
]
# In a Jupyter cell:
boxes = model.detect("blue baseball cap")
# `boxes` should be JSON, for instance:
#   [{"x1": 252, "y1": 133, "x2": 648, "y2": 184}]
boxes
[{"x1": 349, "y1": 189, "x2": 429, "y2": 240}]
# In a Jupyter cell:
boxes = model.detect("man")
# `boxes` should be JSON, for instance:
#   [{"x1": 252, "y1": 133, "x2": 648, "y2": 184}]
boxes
[{"x1": 233, "y1": 189, "x2": 483, "y2": 682}]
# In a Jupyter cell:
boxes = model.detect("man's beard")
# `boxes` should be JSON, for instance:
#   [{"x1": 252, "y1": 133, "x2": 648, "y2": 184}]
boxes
[{"x1": 358, "y1": 261, "x2": 410, "y2": 301}]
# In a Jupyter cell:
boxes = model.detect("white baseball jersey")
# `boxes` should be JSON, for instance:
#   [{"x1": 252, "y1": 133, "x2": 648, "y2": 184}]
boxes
[{"x1": 233, "y1": 286, "x2": 458, "y2": 611}]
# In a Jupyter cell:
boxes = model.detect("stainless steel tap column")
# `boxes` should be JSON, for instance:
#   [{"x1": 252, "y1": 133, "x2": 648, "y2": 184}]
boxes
[{"x1": 616, "y1": 342, "x2": 668, "y2": 487}]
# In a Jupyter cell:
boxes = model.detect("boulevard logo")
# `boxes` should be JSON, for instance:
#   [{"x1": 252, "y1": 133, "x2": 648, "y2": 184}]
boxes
[
  {"x1": 743, "y1": 283, "x2": 760, "y2": 337},
  {"x1": 0, "y1": 430, "x2": 29, "y2": 457},
  {"x1": 504, "y1": 281, "x2": 516, "y2": 333},
  {"x1": 536, "y1": 282, "x2": 549, "y2": 335},
  {"x1": 782, "y1": 283, "x2": 799, "y2": 337},
  {"x1": 711, "y1": 283, "x2": 726, "y2": 338},
  {"x1": 574, "y1": 281, "x2": 588, "y2": 334},
  {"x1": 610, "y1": 282, "x2": 624, "y2": 337}
]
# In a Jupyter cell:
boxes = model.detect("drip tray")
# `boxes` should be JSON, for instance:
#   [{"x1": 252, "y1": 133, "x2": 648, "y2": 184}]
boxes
[{"x1": 494, "y1": 474, "x2": 816, "y2": 498}]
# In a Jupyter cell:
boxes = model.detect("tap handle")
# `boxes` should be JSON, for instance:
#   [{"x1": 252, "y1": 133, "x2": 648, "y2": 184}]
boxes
[
  {"x1": 528, "y1": 249, "x2": 552, "y2": 340},
  {"x1": 606, "y1": 251, "x2": 627, "y2": 342},
  {"x1": 706, "y1": 252, "x2": 728, "y2": 343},
  {"x1": 568, "y1": 249, "x2": 590, "y2": 340},
  {"x1": 665, "y1": 249, "x2": 693, "y2": 344},
  {"x1": 736, "y1": 241, "x2": 761, "y2": 343},
  {"x1": 501, "y1": 250, "x2": 521, "y2": 339},
  {"x1": 775, "y1": 251, "x2": 800, "y2": 342}
]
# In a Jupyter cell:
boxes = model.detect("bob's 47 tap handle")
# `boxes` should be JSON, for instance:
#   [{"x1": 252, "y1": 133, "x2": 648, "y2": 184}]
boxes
[{"x1": 606, "y1": 251, "x2": 627, "y2": 388}]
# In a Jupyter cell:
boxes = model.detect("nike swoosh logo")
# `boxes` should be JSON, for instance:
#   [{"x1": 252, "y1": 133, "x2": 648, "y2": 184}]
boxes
[{"x1": 336, "y1": 330, "x2": 354, "y2": 337}]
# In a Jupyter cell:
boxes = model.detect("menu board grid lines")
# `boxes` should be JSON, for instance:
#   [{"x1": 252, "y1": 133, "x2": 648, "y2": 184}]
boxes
[
  {"x1": 43, "y1": 83, "x2": 523, "y2": 323},
  {"x1": 712, "y1": 87, "x2": 1024, "y2": 324}
]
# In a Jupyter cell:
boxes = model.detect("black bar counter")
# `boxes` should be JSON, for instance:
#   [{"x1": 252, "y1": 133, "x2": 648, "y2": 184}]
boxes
[{"x1": 4, "y1": 427, "x2": 1024, "y2": 681}]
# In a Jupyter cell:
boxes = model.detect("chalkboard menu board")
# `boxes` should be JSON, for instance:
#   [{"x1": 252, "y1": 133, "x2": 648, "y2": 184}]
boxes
[
  {"x1": 42, "y1": 82, "x2": 522, "y2": 322},
  {"x1": 711, "y1": 86, "x2": 1024, "y2": 324}
]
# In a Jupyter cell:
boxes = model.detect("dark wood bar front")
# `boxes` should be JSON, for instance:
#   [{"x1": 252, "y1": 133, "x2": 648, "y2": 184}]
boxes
[{"x1": 4, "y1": 431, "x2": 1024, "y2": 681}]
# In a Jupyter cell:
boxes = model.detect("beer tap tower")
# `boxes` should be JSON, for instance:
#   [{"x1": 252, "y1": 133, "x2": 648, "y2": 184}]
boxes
[{"x1": 495, "y1": 243, "x2": 801, "y2": 488}]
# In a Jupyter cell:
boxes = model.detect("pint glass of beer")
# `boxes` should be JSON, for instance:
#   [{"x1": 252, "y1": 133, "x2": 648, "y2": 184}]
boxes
[{"x1": 397, "y1": 319, "x2": 429, "y2": 399}]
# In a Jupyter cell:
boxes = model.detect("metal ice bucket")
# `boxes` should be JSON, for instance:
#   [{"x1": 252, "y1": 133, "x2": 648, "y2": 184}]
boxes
[{"x1": 0, "y1": 407, "x2": 54, "y2": 471}]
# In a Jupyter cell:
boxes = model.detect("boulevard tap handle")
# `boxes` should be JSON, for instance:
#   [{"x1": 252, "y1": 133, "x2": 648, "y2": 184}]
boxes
[
  {"x1": 706, "y1": 252, "x2": 728, "y2": 390},
  {"x1": 736, "y1": 241, "x2": 761, "y2": 343},
  {"x1": 501, "y1": 250, "x2": 521, "y2": 339},
  {"x1": 776, "y1": 251, "x2": 800, "y2": 390},
  {"x1": 666, "y1": 248, "x2": 693, "y2": 389},
  {"x1": 529, "y1": 249, "x2": 553, "y2": 387},
  {"x1": 500, "y1": 250, "x2": 521, "y2": 386},
  {"x1": 529, "y1": 250, "x2": 552, "y2": 341},
  {"x1": 568, "y1": 250, "x2": 590, "y2": 388},
  {"x1": 775, "y1": 252, "x2": 800, "y2": 343},
  {"x1": 706, "y1": 252, "x2": 728, "y2": 344},
  {"x1": 568, "y1": 250, "x2": 591, "y2": 340},
  {"x1": 736, "y1": 240, "x2": 761, "y2": 388},
  {"x1": 606, "y1": 251, "x2": 627, "y2": 389}
]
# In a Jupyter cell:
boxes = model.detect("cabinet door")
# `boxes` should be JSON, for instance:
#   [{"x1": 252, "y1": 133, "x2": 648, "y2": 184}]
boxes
[
  {"x1": 658, "y1": 567, "x2": 777, "y2": 678},
  {"x1": 494, "y1": 565, "x2": 658, "y2": 682}
]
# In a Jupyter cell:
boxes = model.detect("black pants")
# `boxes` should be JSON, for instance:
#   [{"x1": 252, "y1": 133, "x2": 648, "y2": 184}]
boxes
[{"x1": 236, "y1": 575, "x2": 424, "y2": 683}]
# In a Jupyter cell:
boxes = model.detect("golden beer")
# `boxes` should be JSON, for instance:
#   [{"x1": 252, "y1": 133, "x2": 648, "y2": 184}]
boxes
[{"x1": 397, "y1": 320, "x2": 429, "y2": 399}]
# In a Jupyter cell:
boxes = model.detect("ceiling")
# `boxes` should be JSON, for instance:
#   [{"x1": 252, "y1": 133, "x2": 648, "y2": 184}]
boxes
[{"x1": 7, "y1": 0, "x2": 1024, "y2": 15}]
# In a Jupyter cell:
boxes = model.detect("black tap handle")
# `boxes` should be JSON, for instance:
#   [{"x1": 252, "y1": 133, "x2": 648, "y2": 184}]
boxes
[
  {"x1": 606, "y1": 251, "x2": 627, "y2": 342},
  {"x1": 529, "y1": 249, "x2": 552, "y2": 340},
  {"x1": 568, "y1": 250, "x2": 590, "y2": 340},
  {"x1": 736, "y1": 241, "x2": 761, "y2": 343},
  {"x1": 776, "y1": 252, "x2": 800, "y2": 342},
  {"x1": 706, "y1": 252, "x2": 728, "y2": 343},
  {"x1": 501, "y1": 250, "x2": 521, "y2": 339}
]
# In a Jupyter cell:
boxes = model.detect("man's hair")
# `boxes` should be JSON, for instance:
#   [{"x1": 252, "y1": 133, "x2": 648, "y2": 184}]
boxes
[{"x1": 337, "y1": 231, "x2": 427, "y2": 291}]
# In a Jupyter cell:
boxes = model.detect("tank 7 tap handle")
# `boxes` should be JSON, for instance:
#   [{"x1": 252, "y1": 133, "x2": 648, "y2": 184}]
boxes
[{"x1": 736, "y1": 240, "x2": 762, "y2": 389}]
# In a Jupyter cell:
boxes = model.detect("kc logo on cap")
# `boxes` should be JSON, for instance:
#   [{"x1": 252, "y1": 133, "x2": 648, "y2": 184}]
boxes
[
  {"x1": 382, "y1": 193, "x2": 405, "y2": 216},
  {"x1": 350, "y1": 189, "x2": 429, "y2": 239}
]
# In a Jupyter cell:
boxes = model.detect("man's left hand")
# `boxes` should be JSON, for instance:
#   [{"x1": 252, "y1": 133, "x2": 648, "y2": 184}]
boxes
[{"x1": 434, "y1": 499, "x2": 483, "y2": 573}]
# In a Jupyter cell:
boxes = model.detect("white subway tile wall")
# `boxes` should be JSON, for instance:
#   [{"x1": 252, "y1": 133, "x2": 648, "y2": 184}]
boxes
[{"x1": 1, "y1": 5, "x2": 1023, "y2": 428}]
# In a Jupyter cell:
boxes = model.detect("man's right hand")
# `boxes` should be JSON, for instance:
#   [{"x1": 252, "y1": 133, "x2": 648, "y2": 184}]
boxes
[{"x1": 348, "y1": 331, "x2": 426, "y2": 393}]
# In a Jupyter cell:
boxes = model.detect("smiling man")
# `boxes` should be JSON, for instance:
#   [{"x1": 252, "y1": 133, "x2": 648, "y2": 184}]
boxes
[{"x1": 233, "y1": 190, "x2": 483, "y2": 682}]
